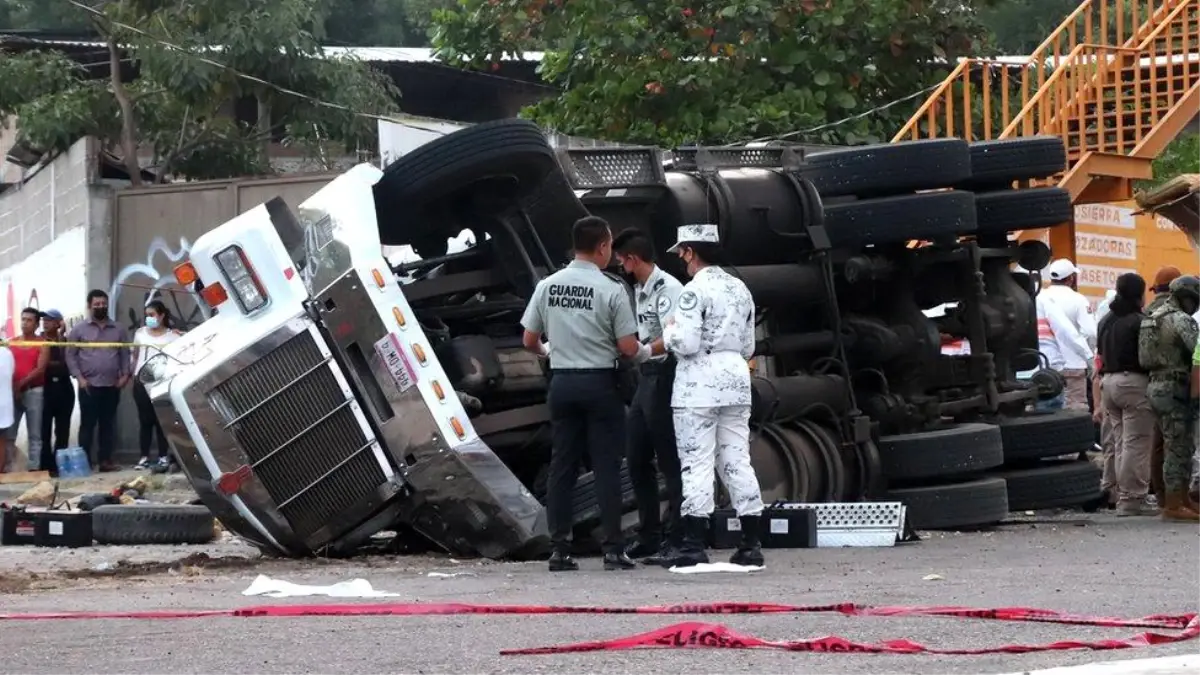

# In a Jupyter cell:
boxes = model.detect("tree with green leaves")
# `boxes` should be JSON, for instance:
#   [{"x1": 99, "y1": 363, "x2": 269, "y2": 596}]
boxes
[
  {"x1": 323, "y1": 0, "x2": 457, "y2": 47},
  {"x1": 431, "y1": 0, "x2": 1000, "y2": 146},
  {"x1": 0, "y1": 0, "x2": 400, "y2": 183}
]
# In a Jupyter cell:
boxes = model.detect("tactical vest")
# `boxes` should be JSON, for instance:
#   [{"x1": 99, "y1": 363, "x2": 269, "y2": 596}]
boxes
[{"x1": 1138, "y1": 306, "x2": 1185, "y2": 373}]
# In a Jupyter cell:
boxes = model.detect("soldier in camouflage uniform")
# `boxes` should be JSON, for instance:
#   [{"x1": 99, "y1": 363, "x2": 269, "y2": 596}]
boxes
[
  {"x1": 1141, "y1": 275, "x2": 1199, "y2": 521},
  {"x1": 1145, "y1": 266, "x2": 1181, "y2": 505}
]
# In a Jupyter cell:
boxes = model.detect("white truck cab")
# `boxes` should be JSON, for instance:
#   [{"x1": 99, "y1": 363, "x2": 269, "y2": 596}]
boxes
[{"x1": 142, "y1": 165, "x2": 548, "y2": 558}]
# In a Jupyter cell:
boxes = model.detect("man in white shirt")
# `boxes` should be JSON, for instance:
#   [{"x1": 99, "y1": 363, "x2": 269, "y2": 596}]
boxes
[
  {"x1": 1037, "y1": 259, "x2": 1097, "y2": 411},
  {"x1": 0, "y1": 344, "x2": 15, "y2": 472}
]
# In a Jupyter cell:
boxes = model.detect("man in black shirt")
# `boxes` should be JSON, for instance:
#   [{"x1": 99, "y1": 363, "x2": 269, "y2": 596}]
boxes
[
  {"x1": 38, "y1": 309, "x2": 75, "y2": 476},
  {"x1": 1096, "y1": 273, "x2": 1157, "y2": 517}
]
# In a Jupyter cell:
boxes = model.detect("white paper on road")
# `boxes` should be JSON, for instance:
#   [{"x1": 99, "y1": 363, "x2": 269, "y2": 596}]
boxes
[
  {"x1": 241, "y1": 574, "x2": 399, "y2": 598},
  {"x1": 667, "y1": 562, "x2": 764, "y2": 574}
]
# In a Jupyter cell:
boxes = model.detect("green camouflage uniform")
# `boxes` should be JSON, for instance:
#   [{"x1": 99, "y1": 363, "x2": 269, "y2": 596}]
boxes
[
  {"x1": 1146, "y1": 292, "x2": 1171, "y2": 315},
  {"x1": 1143, "y1": 289, "x2": 1199, "y2": 493}
]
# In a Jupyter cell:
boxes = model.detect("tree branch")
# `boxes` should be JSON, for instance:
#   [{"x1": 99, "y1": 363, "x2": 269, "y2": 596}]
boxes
[{"x1": 98, "y1": 18, "x2": 143, "y2": 186}]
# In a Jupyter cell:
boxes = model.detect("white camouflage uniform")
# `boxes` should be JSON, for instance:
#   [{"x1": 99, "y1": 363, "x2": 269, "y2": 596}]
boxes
[{"x1": 662, "y1": 224, "x2": 765, "y2": 519}]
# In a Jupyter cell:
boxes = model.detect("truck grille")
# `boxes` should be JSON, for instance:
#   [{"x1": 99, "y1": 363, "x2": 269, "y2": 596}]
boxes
[{"x1": 207, "y1": 330, "x2": 386, "y2": 542}]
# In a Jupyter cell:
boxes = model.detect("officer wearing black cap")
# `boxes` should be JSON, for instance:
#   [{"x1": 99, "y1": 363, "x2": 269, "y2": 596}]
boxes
[{"x1": 521, "y1": 216, "x2": 650, "y2": 572}]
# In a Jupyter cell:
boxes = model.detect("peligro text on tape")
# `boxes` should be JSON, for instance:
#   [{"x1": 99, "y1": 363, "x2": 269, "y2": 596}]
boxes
[
  {"x1": 500, "y1": 616, "x2": 1200, "y2": 656},
  {"x1": 0, "y1": 601, "x2": 1195, "y2": 657}
]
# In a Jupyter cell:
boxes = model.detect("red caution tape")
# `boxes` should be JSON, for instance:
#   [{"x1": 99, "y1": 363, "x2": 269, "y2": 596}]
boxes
[
  {"x1": 2, "y1": 601, "x2": 1196, "y2": 656},
  {"x1": 501, "y1": 616, "x2": 1200, "y2": 656}
]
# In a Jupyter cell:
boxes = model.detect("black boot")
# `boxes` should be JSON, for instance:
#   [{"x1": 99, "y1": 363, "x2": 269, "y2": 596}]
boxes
[
  {"x1": 728, "y1": 515, "x2": 765, "y2": 567},
  {"x1": 624, "y1": 536, "x2": 660, "y2": 559},
  {"x1": 661, "y1": 515, "x2": 709, "y2": 568},
  {"x1": 548, "y1": 550, "x2": 578, "y2": 572},
  {"x1": 642, "y1": 523, "x2": 680, "y2": 566},
  {"x1": 603, "y1": 551, "x2": 637, "y2": 570}
]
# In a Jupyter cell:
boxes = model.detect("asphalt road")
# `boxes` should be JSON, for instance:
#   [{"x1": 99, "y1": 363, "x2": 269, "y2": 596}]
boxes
[{"x1": 0, "y1": 513, "x2": 1197, "y2": 674}]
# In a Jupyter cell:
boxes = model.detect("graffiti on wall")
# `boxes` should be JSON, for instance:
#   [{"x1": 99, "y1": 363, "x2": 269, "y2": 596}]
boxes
[{"x1": 111, "y1": 236, "x2": 207, "y2": 332}]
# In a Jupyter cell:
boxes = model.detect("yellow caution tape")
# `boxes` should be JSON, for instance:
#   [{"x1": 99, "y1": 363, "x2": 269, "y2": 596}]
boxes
[{"x1": 3, "y1": 341, "x2": 145, "y2": 349}]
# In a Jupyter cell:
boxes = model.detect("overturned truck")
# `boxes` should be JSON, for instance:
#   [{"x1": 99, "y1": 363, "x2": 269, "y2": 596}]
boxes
[{"x1": 143, "y1": 120, "x2": 1101, "y2": 559}]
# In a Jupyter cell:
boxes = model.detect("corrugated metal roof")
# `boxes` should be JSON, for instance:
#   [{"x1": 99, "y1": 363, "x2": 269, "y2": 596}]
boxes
[
  {"x1": 4, "y1": 34, "x2": 1195, "y2": 69},
  {"x1": 0, "y1": 36, "x2": 544, "y2": 62}
]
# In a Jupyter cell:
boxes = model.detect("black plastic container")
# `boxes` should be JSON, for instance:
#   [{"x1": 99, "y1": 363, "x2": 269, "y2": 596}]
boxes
[
  {"x1": 1, "y1": 505, "x2": 38, "y2": 546},
  {"x1": 32, "y1": 510, "x2": 93, "y2": 548},
  {"x1": 710, "y1": 506, "x2": 817, "y2": 549}
]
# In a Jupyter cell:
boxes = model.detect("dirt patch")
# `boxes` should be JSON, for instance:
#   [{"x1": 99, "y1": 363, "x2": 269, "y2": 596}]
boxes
[{"x1": 0, "y1": 552, "x2": 263, "y2": 594}]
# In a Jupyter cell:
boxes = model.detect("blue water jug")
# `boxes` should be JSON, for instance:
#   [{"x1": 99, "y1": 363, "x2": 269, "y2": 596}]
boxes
[
  {"x1": 69, "y1": 447, "x2": 92, "y2": 478},
  {"x1": 55, "y1": 447, "x2": 73, "y2": 477},
  {"x1": 55, "y1": 447, "x2": 90, "y2": 478}
]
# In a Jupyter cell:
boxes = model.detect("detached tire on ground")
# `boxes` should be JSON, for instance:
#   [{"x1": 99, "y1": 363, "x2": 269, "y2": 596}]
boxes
[
  {"x1": 991, "y1": 460, "x2": 1103, "y2": 511},
  {"x1": 960, "y1": 137, "x2": 1068, "y2": 190},
  {"x1": 802, "y1": 139, "x2": 972, "y2": 198},
  {"x1": 997, "y1": 411, "x2": 1096, "y2": 463},
  {"x1": 887, "y1": 477, "x2": 1010, "y2": 530},
  {"x1": 823, "y1": 191, "x2": 977, "y2": 248},
  {"x1": 878, "y1": 423, "x2": 1005, "y2": 482},
  {"x1": 974, "y1": 187, "x2": 1073, "y2": 235},
  {"x1": 374, "y1": 119, "x2": 558, "y2": 245},
  {"x1": 92, "y1": 504, "x2": 217, "y2": 546}
]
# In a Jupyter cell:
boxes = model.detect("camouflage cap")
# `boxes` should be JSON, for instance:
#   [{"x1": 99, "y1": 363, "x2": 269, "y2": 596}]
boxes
[
  {"x1": 1168, "y1": 275, "x2": 1199, "y2": 302},
  {"x1": 667, "y1": 223, "x2": 719, "y2": 252}
]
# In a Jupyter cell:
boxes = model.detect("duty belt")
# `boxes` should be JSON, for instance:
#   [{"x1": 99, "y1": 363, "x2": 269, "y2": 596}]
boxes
[
  {"x1": 1150, "y1": 369, "x2": 1190, "y2": 379},
  {"x1": 639, "y1": 358, "x2": 675, "y2": 374}
]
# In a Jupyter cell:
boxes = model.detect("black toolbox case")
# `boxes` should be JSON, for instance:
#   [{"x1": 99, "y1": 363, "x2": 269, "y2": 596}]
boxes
[
  {"x1": 2, "y1": 504, "x2": 93, "y2": 548},
  {"x1": 33, "y1": 509, "x2": 93, "y2": 548},
  {"x1": 1, "y1": 505, "x2": 39, "y2": 545},
  {"x1": 710, "y1": 504, "x2": 817, "y2": 549}
]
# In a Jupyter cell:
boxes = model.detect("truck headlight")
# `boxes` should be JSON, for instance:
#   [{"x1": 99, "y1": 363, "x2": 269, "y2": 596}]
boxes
[{"x1": 215, "y1": 245, "x2": 268, "y2": 312}]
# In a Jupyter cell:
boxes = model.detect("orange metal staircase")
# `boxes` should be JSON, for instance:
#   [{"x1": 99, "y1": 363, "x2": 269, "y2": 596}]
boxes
[{"x1": 893, "y1": 0, "x2": 1200, "y2": 208}]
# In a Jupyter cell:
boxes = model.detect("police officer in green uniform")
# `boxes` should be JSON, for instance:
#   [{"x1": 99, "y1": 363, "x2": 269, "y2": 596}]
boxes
[
  {"x1": 613, "y1": 228, "x2": 685, "y2": 566},
  {"x1": 521, "y1": 216, "x2": 650, "y2": 572}
]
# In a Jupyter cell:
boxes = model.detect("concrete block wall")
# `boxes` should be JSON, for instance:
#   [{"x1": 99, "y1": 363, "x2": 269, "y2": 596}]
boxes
[{"x1": 0, "y1": 137, "x2": 107, "y2": 468}]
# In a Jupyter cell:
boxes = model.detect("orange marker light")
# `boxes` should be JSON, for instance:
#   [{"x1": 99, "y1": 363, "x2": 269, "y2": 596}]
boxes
[
  {"x1": 432, "y1": 380, "x2": 445, "y2": 401},
  {"x1": 450, "y1": 417, "x2": 466, "y2": 439},
  {"x1": 174, "y1": 262, "x2": 198, "y2": 285},
  {"x1": 412, "y1": 343, "x2": 427, "y2": 365},
  {"x1": 372, "y1": 269, "x2": 386, "y2": 288},
  {"x1": 392, "y1": 307, "x2": 407, "y2": 328},
  {"x1": 200, "y1": 282, "x2": 228, "y2": 306}
]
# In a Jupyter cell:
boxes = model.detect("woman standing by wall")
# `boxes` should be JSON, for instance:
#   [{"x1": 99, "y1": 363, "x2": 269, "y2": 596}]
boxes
[{"x1": 131, "y1": 301, "x2": 182, "y2": 471}]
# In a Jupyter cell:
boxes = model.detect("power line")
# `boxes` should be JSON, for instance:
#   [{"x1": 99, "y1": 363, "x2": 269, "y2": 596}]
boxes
[
  {"x1": 735, "y1": 82, "x2": 943, "y2": 146},
  {"x1": 65, "y1": 0, "x2": 451, "y2": 135}
]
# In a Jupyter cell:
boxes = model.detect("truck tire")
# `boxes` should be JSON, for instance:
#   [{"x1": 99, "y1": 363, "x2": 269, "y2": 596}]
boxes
[
  {"x1": 523, "y1": 167, "x2": 590, "y2": 264},
  {"x1": 824, "y1": 191, "x2": 977, "y2": 247},
  {"x1": 802, "y1": 139, "x2": 971, "y2": 198},
  {"x1": 571, "y1": 463, "x2": 639, "y2": 527},
  {"x1": 997, "y1": 411, "x2": 1096, "y2": 463},
  {"x1": 974, "y1": 187, "x2": 1073, "y2": 235},
  {"x1": 91, "y1": 504, "x2": 217, "y2": 546},
  {"x1": 960, "y1": 137, "x2": 1067, "y2": 190},
  {"x1": 991, "y1": 460, "x2": 1103, "y2": 511},
  {"x1": 879, "y1": 423, "x2": 1005, "y2": 482},
  {"x1": 375, "y1": 119, "x2": 558, "y2": 245},
  {"x1": 887, "y1": 477, "x2": 1010, "y2": 530}
]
